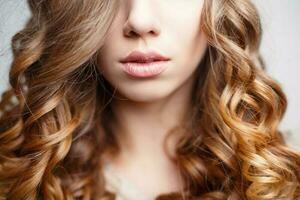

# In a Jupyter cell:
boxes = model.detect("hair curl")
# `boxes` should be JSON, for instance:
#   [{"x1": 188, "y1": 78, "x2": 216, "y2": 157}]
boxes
[{"x1": 0, "y1": 0, "x2": 300, "y2": 199}]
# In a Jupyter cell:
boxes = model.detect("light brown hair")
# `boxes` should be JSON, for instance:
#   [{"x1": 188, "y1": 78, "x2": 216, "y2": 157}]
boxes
[{"x1": 0, "y1": 0, "x2": 299, "y2": 199}]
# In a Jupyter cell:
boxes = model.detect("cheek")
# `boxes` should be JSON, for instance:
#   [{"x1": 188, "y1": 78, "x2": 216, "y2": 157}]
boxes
[
  {"x1": 171, "y1": 21, "x2": 204, "y2": 70},
  {"x1": 97, "y1": 18, "x2": 123, "y2": 70},
  {"x1": 96, "y1": 50, "x2": 115, "y2": 82},
  {"x1": 171, "y1": 29, "x2": 207, "y2": 84},
  {"x1": 97, "y1": 37, "x2": 117, "y2": 72},
  {"x1": 166, "y1": 7, "x2": 203, "y2": 51},
  {"x1": 165, "y1": 1, "x2": 202, "y2": 30}
]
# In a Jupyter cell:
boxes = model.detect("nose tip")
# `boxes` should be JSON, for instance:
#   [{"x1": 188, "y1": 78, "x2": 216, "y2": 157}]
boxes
[
  {"x1": 123, "y1": 21, "x2": 160, "y2": 37},
  {"x1": 123, "y1": 2, "x2": 160, "y2": 38}
]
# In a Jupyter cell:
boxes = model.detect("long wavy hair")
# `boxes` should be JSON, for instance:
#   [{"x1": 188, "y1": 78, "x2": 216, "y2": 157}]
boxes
[{"x1": 0, "y1": 0, "x2": 300, "y2": 199}]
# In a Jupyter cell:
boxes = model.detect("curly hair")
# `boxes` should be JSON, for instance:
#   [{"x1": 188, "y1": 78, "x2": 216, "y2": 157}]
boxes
[{"x1": 0, "y1": 0, "x2": 300, "y2": 199}]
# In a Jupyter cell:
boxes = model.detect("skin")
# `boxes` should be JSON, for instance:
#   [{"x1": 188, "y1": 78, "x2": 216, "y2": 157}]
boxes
[{"x1": 97, "y1": 0, "x2": 207, "y2": 197}]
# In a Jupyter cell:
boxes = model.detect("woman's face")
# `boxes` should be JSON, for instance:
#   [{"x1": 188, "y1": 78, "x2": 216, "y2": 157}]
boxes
[{"x1": 97, "y1": 0, "x2": 207, "y2": 102}]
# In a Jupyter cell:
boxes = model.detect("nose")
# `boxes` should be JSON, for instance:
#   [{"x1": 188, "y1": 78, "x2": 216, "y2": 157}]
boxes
[{"x1": 123, "y1": 0, "x2": 160, "y2": 38}]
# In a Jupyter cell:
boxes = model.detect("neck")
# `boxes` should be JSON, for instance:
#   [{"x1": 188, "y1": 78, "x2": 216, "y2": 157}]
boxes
[{"x1": 106, "y1": 74, "x2": 197, "y2": 165}]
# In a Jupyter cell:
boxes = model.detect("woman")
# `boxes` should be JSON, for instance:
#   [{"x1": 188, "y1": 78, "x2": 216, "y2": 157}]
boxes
[{"x1": 0, "y1": 0, "x2": 299, "y2": 199}]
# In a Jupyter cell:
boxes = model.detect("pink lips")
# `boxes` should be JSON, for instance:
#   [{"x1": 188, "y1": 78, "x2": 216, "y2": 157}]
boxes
[
  {"x1": 119, "y1": 51, "x2": 170, "y2": 78},
  {"x1": 120, "y1": 51, "x2": 170, "y2": 63}
]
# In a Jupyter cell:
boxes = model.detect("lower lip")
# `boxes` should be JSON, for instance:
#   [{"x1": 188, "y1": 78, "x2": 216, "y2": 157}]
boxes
[{"x1": 120, "y1": 61, "x2": 169, "y2": 78}]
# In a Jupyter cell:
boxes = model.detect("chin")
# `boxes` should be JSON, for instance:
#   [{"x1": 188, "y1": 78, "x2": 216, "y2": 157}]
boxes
[{"x1": 115, "y1": 86, "x2": 174, "y2": 103}]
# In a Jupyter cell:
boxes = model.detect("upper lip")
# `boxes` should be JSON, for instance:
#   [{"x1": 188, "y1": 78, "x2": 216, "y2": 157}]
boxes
[{"x1": 120, "y1": 51, "x2": 170, "y2": 63}]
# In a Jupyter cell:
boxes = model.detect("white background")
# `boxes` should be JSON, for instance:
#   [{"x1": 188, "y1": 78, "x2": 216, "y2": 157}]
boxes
[{"x1": 0, "y1": 1, "x2": 299, "y2": 150}]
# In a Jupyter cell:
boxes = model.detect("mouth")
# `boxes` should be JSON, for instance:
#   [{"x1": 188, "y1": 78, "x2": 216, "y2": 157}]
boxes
[
  {"x1": 120, "y1": 61, "x2": 169, "y2": 78},
  {"x1": 119, "y1": 50, "x2": 170, "y2": 63},
  {"x1": 119, "y1": 50, "x2": 170, "y2": 78}
]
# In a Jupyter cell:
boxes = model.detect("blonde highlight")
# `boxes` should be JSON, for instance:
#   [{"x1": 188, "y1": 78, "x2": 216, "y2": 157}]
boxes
[{"x1": 0, "y1": 0, "x2": 299, "y2": 199}]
